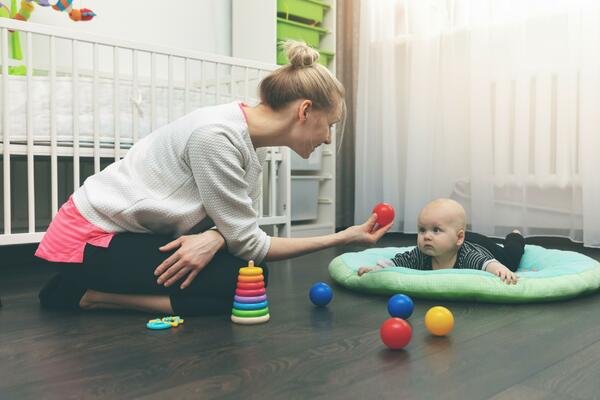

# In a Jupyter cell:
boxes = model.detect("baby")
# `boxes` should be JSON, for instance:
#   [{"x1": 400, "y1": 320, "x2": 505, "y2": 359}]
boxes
[{"x1": 358, "y1": 198, "x2": 524, "y2": 284}]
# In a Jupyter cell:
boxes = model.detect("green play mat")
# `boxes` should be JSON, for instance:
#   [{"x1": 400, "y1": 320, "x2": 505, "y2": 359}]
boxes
[{"x1": 328, "y1": 245, "x2": 600, "y2": 303}]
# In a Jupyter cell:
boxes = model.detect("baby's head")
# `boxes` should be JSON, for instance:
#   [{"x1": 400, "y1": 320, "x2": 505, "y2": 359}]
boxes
[{"x1": 416, "y1": 198, "x2": 466, "y2": 258}]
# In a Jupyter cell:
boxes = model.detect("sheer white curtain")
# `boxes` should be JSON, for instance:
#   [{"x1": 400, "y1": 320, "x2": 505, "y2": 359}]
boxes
[{"x1": 355, "y1": 0, "x2": 600, "y2": 247}]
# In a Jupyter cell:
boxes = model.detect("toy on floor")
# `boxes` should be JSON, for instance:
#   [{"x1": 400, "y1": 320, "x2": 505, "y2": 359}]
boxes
[
  {"x1": 231, "y1": 260, "x2": 270, "y2": 325},
  {"x1": 424, "y1": 306, "x2": 454, "y2": 336},
  {"x1": 387, "y1": 294, "x2": 414, "y2": 319},
  {"x1": 309, "y1": 282, "x2": 333, "y2": 306},
  {"x1": 380, "y1": 317, "x2": 412, "y2": 349},
  {"x1": 146, "y1": 316, "x2": 184, "y2": 330},
  {"x1": 372, "y1": 202, "x2": 395, "y2": 227}
]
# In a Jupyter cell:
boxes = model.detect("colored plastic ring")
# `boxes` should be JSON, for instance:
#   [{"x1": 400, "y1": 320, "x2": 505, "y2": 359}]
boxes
[
  {"x1": 231, "y1": 314, "x2": 270, "y2": 325},
  {"x1": 234, "y1": 294, "x2": 267, "y2": 303},
  {"x1": 235, "y1": 288, "x2": 266, "y2": 297},
  {"x1": 239, "y1": 266, "x2": 263, "y2": 276},
  {"x1": 146, "y1": 320, "x2": 171, "y2": 330},
  {"x1": 233, "y1": 300, "x2": 268, "y2": 310},
  {"x1": 238, "y1": 274, "x2": 264, "y2": 283},
  {"x1": 237, "y1": 281, "x2": 265, "y2": 290},
  {"x1": 231, "y1": 307, "x2": 269, "y2": 318}
]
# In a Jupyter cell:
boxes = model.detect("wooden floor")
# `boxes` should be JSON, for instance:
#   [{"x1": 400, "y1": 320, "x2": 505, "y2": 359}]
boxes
[{"x1": 2, "y1": 234, "x2": 600, "y2": 400}]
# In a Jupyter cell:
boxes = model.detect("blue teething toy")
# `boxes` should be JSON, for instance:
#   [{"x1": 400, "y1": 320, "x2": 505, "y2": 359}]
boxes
[{"x1": 146, "y1": 316, "x2": 184, "y2": 330}]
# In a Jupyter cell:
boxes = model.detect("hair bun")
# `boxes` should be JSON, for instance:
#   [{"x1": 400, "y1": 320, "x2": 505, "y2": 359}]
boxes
[{"x1": 281, "y1": 40, "x2": 320, "y2": 68}]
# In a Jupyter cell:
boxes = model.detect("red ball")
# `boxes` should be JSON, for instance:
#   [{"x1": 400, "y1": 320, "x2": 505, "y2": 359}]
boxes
[
  {"x1": 372, "y1": 203, "x2": 395, "y2": 227},
  {"x1": 380, "y1": 317, "x2": 412, "y2": 349}
]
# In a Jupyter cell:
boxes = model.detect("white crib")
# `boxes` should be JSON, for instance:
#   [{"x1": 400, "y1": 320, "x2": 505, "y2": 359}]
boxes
[{"x1": 0, "y1": 18, "x2": 292, "y2": 245}]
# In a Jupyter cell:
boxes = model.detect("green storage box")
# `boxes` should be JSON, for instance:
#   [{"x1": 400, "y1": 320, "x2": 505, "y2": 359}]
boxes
[
  {"x1": 277, "y1": 47, "x2": 335, "y2": 66},
  {"x1": 277, "y1": 17, "x2": 328, "y2": 48},
  {"x1": 277, "y1": 0, "x2": 331, "y2": 24},
  {"x1": 317, "y1": 49, "x2": 334, "y2": 66}
]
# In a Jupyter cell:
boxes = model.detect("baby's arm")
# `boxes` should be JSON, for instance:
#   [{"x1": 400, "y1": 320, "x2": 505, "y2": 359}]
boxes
[
  {"x1": 484, "y1": 260, "x2": 518, "y2": 284},
  {"x1": 358, "y1": 248, "x2": 422, "y2": 276},
  {"x1": 357, "y1": 259, "x2": 393, "y2": 276}
]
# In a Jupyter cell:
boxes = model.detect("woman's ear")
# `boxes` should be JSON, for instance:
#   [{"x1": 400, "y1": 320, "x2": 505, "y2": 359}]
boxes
[{"x1": 298, "y1": 100, "x2": 312, "y2": 122}]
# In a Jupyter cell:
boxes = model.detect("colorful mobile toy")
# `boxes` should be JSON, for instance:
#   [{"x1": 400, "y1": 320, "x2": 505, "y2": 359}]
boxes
[{"x1": 231, "y1": 260, "x2": 270, "y2": 325}]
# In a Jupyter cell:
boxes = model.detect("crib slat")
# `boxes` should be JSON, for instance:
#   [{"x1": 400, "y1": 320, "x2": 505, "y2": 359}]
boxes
[
  {"x1": 244, "y1": 67, "x2": 249, "y2": 102},
  {"x1": 200, "y1": 60, "x2": 205, "y2": 106},
  {"x1": 230, "y1": 65, "x2": 235, "y2": 101},
  {"x1": 534, "y1": 72, "x2": 552, "y2": 182},
  {"x1": 26, "y1": 32, "x2": 35, "y2": 233},
  {"x1": 184, "y1": 58, "x2": 190, "y2": 114},
  {"x1": 2, "y1": 28, "x2": 11, "y2": 234},
  {"x1": 50, "y1": 35, "x2": 58, "y2": 217},
  {"x1": 93, "y1": 43, "x2": 100, "y2": 174},
  {"x1": 269, "y1": 149, "x2": 277, "y2": 216},
  {"x1": 216, "y1": 63, "x2": 221, "y2": 105},
  {"x1": 114, "y1": 46, "x2": 121, "y2": 161},
  {"x1": 151, "y1": 52, "x2": 156, "y2": 131},
  {"x1": 132, "y1": 49, "x2": 139, "y2": 143},
  {"x1": 168, "y1": 55, "x2": 173, "y2": 122},
  {"x1": 72, "y1": 39, "x2": 80, "y2": 189}
]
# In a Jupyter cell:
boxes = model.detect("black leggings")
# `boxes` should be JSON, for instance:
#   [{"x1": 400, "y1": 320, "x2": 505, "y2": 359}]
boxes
[
  {"x1": 38, "y1": 233, "x2": 269, "y2": 316},
  {"x1": 465, "y1": 231, "x2": 525, "y2": 272}
]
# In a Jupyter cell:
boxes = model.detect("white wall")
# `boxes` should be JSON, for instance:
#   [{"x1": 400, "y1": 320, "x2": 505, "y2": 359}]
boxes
[{"x1": 27, "y1": 0, "x2": 232, "y2": 56}]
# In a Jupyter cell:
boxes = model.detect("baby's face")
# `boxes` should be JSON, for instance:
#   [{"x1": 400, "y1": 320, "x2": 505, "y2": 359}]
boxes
[{"x1": 416, "y1": 206, "x2": 462, "y2": 257}]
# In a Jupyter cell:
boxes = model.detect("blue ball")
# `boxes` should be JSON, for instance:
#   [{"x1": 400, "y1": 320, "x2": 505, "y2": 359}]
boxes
[
  {"x1": 387, "y1": 294, "x2": 414, "y2": 319},
  {"x1": 309, "y1": 282, "x2": 333, "y2": 307}
]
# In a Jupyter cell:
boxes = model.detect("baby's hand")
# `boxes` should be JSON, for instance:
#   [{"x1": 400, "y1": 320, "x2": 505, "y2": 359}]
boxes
[
  {"x1": 357, "y1": 265, "x2": 383, "y2": 276},
  {"x1": 486, "y1": 261, "x2": 518, "y2": 285}
]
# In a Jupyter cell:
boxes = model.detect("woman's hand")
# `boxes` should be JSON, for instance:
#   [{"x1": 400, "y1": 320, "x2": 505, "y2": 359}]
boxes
[
  {"x1": 342, "y1": 214, "x2": 393, "y2": 246},
  {"x1": 154, "y1": 230, "x2": 225, "y2": 289}
]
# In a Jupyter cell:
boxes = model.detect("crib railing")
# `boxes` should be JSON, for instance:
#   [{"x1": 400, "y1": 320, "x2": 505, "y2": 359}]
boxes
[{"x1": 0, "y1": 18, "x2": 291, "y2": 244}]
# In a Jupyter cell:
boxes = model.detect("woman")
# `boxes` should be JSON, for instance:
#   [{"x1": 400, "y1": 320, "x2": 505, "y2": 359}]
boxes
[{"x1": 36, "y1": 41, "x2": 392, "y2": 316}]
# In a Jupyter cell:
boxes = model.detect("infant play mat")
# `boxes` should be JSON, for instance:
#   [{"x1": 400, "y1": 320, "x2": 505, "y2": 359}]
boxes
[{"x1": 328, "y1": 245, "x2": 600, "y2": 303}]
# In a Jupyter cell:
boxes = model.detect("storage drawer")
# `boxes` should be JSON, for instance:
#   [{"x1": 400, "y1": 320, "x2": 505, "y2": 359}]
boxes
[
  {"x1": 291, "y1": 176, "x2": 320, "y2": 221},
  {"x1": 277, "y1": 0, "x2": 331, "y2": 24},
  {"x1": 277, "y1": 17, "x2": 328, "y2": 48},
  {"x1": 290, "y1": 145, "x2": 322, "y2": 171}
]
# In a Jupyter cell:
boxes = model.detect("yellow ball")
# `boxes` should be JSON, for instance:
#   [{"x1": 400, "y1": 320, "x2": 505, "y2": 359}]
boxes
[{"x1": 424, "y1": 306, "x2": 454, "y2": 336}]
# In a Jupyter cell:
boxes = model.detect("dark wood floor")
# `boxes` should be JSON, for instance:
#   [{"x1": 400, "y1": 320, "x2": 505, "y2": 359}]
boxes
[{"x1": 2, "y1": 234, "x2": 600, "y2": 400}]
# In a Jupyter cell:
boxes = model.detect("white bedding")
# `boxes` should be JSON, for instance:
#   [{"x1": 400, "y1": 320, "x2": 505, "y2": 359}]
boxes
[{"x1": 1, "y1": 74, "x2": 221, "y2": 146}]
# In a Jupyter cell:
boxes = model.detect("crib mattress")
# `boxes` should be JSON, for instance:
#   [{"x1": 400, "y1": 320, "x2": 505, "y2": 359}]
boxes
[{"x1": 1, "y1": 75, "x2": 212, "y2": 145}]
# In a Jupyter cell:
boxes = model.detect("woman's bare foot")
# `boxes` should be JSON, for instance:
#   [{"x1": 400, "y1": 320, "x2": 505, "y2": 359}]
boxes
[{"x1": 78, "y1": 289, "x2": 173, "y2": 313}]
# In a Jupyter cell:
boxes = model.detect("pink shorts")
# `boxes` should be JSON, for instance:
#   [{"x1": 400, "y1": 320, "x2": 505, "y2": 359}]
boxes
[{"x1": 35, "y1": 196, "x2": 115, "y2": 264}]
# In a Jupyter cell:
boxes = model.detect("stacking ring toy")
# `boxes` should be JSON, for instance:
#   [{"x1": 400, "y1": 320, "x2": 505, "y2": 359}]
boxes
[
  {"x1": 231, "y1": 314, "x2": 270, "y2": 325},
  {"x1": 234, "y1": 294, "x2": 267, "y2": 303},
  {"x1": 238, "y1": 275, "x2": 264, "y2": 283},
  {"x1": 231, "y1": 260, "x2": 270, "y2": 325},
  {"x1": 239, "y1": 267, "x2": 263, "y2": 276},
  {"x1": 233, "y1": 300, "x2": 268, "y2": 310},
  {"x1": 235, "y1": 288, "x2": 266, "y2": 297},
  {"x1": 231, "y1": 307, "x2": 269, "y2": 318},
  {"x1": 237, "y1": 281, "x2": 265, "y2": 290}
]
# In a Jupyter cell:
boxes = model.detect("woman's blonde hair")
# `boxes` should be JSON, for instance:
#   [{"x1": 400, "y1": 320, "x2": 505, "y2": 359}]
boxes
[{"x1": 259, "y1": 41, "x2": 346, "y2": 146}]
